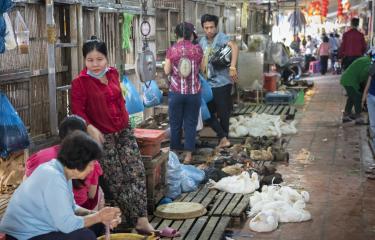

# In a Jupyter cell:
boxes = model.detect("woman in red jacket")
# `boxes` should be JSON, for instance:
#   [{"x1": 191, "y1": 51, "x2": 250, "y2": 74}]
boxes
[{"x1": 70, "y1": 36, "x2": 154, "y2": 233}]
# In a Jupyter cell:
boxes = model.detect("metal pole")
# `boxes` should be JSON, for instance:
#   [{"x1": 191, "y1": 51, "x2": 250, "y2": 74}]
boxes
[
  {"x1": 46, "y1": 0, "x2": 58, "y2": 136},
  {"x1": 372, "y1": 0, "x2": 375, "y2": 47}
]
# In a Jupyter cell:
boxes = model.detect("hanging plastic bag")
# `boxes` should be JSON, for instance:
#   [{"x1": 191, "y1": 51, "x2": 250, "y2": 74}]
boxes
[
  {"x1": 15, "y1": 11, "x2": 29, "y2": 54},
  {"x1": 142, "y1": 80, "x2": 163, "y2": 108},
  {"x1": 196, "y1": 108, "x2": 203, "y2": 131},
  {"x1": 166, "y1": 151, "x2": 182, "y2": 199},
  {"x1": 0, "y1": 16, "x2": 5, "y2": 54},
  {"x1": 121, "y1": 76, "x2": 144, "y2": 114},
  {"x1": 3, "y1": 13, "x2": 16, "y2": 50},
  {"x1": 0, "y1": 92, "x2": 30, "y2": 158},
  {"x1": 200, "y1": 99, "x2": 211, "y2": 120},
  {"x1": 0, "y1": 0, "x2": 14, "y2": 13},
  {"x1": 199, "y1": 74, "x2": 213, "y2": 103}
]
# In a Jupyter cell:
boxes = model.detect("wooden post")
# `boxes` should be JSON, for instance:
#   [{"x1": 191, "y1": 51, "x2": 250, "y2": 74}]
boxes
[
  {"x1": 77, "y1": 4, "x2": 83, "y2": 69},
  {"x1": 46, "y1": 0, "x2": 58, "y2": 136},
  {"x1": 69, "y1": 4, "x2": 79, "y2": 78},
  {"x1": 95, "y1": 8, "x2": 101, "y2": 39}
]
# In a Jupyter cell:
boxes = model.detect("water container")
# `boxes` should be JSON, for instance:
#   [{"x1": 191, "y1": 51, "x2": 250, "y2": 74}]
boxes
[
  {"x1": 15, "y1": 11, "x2": 29, "y2": 54},
  {"x1": 263, "y1": 73, "x2": 278, "y2": 92}
]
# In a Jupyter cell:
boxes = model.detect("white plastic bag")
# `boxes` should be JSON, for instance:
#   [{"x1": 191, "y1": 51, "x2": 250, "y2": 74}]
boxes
[
  {"x1": 14, "y1": 11, "x2": 29, "y2": 54},
  {"x1": 196, "y1": 108, "x2": 203, "y2": 131},
  {"x1": 3, "y1": 13, "x2": 17, "y2": 50}
]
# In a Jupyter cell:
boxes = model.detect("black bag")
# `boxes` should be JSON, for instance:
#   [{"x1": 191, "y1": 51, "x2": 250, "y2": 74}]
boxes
[
  {"x1": 209, "y1": 45, "x2": 232, "y2": 69},
  {"x1": 0, "y1": 92, "x2": 30, "y2": 157}
]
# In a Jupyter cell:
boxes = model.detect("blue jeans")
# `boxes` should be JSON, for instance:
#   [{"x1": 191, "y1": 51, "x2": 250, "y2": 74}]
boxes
[
  {"x1": 368, "y1": 94, "x2": 375, "y2": 141},
  {"x1": 168, "y1": 92, "x2": 201, "y2": 152}
]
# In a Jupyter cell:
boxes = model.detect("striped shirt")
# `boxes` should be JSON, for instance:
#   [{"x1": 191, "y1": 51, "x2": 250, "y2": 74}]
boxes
[{"x1": 166, "y1": 40, "x2": 203, "y2": 94}]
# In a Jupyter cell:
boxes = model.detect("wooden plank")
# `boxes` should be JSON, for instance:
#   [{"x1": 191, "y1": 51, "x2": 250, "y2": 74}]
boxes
[
  {"x1": 184, "y1": 216, "x2": 208, "y2": 240},
  {"x1": 268, "y1": 105, "x2": 278, "y2": 114},
  {"x1": 197, "y1": 216, "x2": 220, "y2": 240},
  {"x1": 281, "y1": 105, "x2": 290, "y2": 116},
  {"x1": 257, "y1": 105, "x2": 267, "y2": 114},
  {"x1": 150, "y1": 216, "x2": 164, "y2": 229},
  {"x1": 173, "y1": 218, "x2": 196, "y2": 240},
  {"x1": 289, "y1": 106, "x2": 296, "y2": 116},
  {"x1": 239, "y1": 104, "x2": 250, "y2": 115},
  {"x1": 174, "y1": 192, "x2": 189, "y2": 202},
  {"x1": 245, "y1": 105, "x2": 256, "y2": 114},
  {"x1": 208, "y1": 192, "x2": 226, "y2": 215},
  {"x1": 253, "y1": 105, "x2": 262, "y2": 113},
  {"x1": 263, "y1": 105, "x2": 272, "y2": 114},
  {"x1": 266, "y1": 105, "x2": 275, "y2": 114},
  {"x1": 183, "y1": 189, "x2": 201, "y2": 202},
  {"x1": 222, "y1": 193, "x2": 243, "y2": 216},
  {"x1": 170, "y1": 220, "x2": 184, "y2": 233},
  {"x1": 201, "y1": 190, "x2": 218, "y2": 208},
  {"x1": 213, "y1": 193, "x2": 235, "y2": 216},
  {"x1": 210, "y1": 216, "x2": 231, "y2": 240},
  {"x1": 274, "y1": 105, "x2": 284, "y2": 115},
  {"x1": 191, "y1": 187, "x2": 210, "y2": 203},
  {"x1": 157, "y1": 219, "x2": 173, "y2": 230},
  {"x1": 231, "y1": 193, "x2": 251, "y2": 217}
]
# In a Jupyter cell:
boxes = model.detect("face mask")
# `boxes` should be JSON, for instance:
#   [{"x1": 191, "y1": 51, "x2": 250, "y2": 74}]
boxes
[{"x1": 87, "y1": 67, "x2": 109, "y2": 79}]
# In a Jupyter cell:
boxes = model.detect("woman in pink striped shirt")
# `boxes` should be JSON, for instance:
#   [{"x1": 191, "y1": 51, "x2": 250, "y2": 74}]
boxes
[
  {"x1": 318, "y1": 36, "x2": 331, "y2": 75},
  {"x1": 164, "y1": 22, "x2": 203, "y2": 163}
]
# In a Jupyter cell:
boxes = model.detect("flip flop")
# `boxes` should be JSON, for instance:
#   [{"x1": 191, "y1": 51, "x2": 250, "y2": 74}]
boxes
[{"x1": 157, "y1": 227, "x2": 181, "y2": 238}]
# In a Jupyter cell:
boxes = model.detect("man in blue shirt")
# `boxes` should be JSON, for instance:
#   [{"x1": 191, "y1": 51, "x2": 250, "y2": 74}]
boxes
[{"x1": 199, "y1": 14, "x2": 238, "y2": 148}]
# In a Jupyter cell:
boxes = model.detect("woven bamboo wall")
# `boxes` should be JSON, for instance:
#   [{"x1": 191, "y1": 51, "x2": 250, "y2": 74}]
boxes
[{"x1": 0, "y1": 4, "x2": 71, "y2": 138}]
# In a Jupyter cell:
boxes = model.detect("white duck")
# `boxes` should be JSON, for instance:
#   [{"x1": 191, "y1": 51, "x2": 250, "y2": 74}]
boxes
[
  {"x1": 278, "y1": 186, "x2": 310, "y2": 203},
  {"x1": 208, "y1": 171, "x2": 259, "y2": 194},
  {"x1": 278, "y1": 200, "x2": 312, "y2": 223},
  {"x1": 249, "y1": 209, "x2": 279, "y2": 232}
]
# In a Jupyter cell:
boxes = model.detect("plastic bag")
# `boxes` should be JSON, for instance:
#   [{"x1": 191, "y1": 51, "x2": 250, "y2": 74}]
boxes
[
  {"x1": 15, "y1": 11, "x2": 29, "y2": 54},
  {"x1": 166, "y1": 151, "x2": 182, "y2": 199},
  {"x1": 0, "y1": 92, "x2": 30, "y2": 157},
  {"x1": 0, "y1": 0, "x2": 14, "y2": 13},
  {"x1": 3, "y1": 13, "x2": 16, "y2": 50},
  {"x1": 0, "y1": 16, "x2": 5, "y2": 53},
  {"x1": 199, "y1": 74, "x2": 213, "y2": 103},
  {"x1": 181, "y1": 173, "x2": 198, "y2": 192},
  {"x1": 196, "y1": 108, "x2": 203, "y2": 131},
  {"x1": 200, "y1": 99, "x2": 211, "y2": 120},
  {"x1": 181, "y1": 165, "x2": 205, "y2": 183},
  {"x1": 142, "y1": 80, "x2": 163, "y2": 108},
  {"x1": 121, "y1": 76, "x2": 144, "y2": 114}
]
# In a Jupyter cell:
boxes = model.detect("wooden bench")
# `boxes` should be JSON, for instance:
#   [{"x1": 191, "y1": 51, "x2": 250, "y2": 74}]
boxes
[{"x1": 149, "y1": 186, "x2": 250, "y2": 239}]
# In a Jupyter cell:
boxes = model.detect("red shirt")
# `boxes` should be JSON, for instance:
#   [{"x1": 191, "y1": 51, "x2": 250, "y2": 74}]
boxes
[
  {"x1": 339, "y1": 28, "x2": 367, "y2": 58},
  {"x1": 71, "y1": 67, "x2": 129, "y2": 134},
  {"x1": 166, "y1": 40, "x2": 203, "y2": 94}
]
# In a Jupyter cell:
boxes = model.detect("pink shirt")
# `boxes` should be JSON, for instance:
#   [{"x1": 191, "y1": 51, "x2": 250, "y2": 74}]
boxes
[
  {"x1": 319, "y1": 42, "x2": 330, "y2": 56},
  {"x1": 25, "y1": 145, "x2": 103, "y2": 206},
  {"x1": 166, "y1": 40, "x2": 203, "y2": 94}
]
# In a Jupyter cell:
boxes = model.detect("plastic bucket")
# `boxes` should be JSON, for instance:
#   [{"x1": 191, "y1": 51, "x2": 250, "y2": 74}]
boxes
[{"x1": 263, "y1": 73, "x2": 277, "y2": 92}]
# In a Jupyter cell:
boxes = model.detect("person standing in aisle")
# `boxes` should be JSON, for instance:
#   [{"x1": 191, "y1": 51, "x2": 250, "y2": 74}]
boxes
[{"x1": 199, "y1": 14, "x2": 239, "y2": 148}]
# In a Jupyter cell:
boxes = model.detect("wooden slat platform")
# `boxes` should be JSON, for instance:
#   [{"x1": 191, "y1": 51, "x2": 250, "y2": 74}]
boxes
[
  {"x1": 232, "y1": 104, "x2": 297, "y2": 119},
  {"x1": 150, "y1": 186, "x2": 250, "y2": 239}
]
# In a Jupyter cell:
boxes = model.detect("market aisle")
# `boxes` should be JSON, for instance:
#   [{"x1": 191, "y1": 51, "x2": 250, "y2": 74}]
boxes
[{"x1": 234, "y1": 74, "x2": 375, "y2": 240}]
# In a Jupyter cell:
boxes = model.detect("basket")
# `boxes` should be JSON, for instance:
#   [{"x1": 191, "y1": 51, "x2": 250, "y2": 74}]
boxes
[{"x1": 97, "y1": 233, "x2": 158, "y2": 240}]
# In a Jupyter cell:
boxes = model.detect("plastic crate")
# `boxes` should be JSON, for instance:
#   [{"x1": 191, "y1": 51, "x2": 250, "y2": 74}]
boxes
[
  {"x1": 134, "y1": 129, "x2": 166, "y2": 158},
  {"x1": 265, "y1": 91, "x2": 294, "y2": 105}
]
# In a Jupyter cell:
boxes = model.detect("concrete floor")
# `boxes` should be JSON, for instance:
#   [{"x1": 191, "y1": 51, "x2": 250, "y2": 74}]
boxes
[{"x1": 230, "y1": 75, "x2": 375, "y2": 240}]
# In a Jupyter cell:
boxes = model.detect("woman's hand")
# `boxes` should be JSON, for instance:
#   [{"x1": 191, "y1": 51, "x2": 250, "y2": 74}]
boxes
[
  {"x1": 97, "y1": 207, "x2": 122, "y2": 228},
  {"x1": 229, "y1": 67, "x2": 238, "y2": 82},
  {"x1": 87, "y1": 124, "x2": 104, "y2": 144}
]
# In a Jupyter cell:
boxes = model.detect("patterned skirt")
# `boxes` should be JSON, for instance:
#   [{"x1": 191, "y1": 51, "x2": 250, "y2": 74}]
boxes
[{"x1": 100, "y1": 127, "x2": 147, "y2": 227}]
